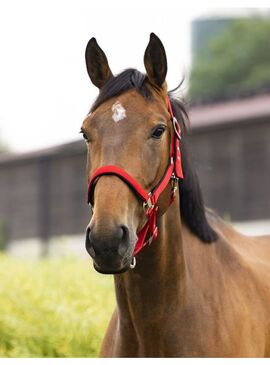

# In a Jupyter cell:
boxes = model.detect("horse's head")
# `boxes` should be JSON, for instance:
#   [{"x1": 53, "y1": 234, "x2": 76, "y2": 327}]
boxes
[{"x1": 82, "y1": 34, "x2": 178, "y2": 274}]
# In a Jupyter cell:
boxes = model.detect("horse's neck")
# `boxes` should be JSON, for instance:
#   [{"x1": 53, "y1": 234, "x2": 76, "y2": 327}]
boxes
[{"x1": 113, "y1": 193, "x2": 186, "y2": 350}]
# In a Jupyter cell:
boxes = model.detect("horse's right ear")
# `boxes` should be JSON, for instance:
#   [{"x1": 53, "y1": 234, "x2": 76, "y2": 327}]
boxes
[{"x1": 85, "y1": 38, "x2": 113, "y2": 89}]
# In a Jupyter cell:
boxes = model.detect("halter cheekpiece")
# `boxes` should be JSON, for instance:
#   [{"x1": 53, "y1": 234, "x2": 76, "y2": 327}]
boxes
[{"x1": 87, "y1": 96, "x2": 183, "y2": 256}]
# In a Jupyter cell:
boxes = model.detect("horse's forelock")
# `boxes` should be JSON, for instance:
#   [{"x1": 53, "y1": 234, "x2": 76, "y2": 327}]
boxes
[{"x1": 90, "y1": 69, "x2": 153, "y2": 112}]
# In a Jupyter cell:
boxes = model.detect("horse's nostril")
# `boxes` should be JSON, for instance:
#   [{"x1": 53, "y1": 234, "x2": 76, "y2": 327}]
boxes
[
  {"x1": 85, "y1": 226, "x2": 96, "y2": 257},
  {"x1": 119, "y1": 225, "x2": 129, "y2": 241},
  {"x1": 113, "y1": 225, "x2": 124, "y2": 240},
  {"x1": 117, "y1": 225, "x2": 130, "y2": 255}
]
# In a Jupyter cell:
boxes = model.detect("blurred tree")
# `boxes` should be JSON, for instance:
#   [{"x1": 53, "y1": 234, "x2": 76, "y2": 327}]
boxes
[{"x1": 189, "y1": 18, "x2": 270, "y2": 104}]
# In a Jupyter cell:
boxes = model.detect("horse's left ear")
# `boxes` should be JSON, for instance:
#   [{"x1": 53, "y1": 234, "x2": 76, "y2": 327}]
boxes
[{"x1": 144, "y1": 33, "x2": 167, "y2": 88}]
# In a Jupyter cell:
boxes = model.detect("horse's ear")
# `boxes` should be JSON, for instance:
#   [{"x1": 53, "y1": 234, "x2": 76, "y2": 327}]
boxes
[
  {"x1": 85, "y1": 37, "x2": 113, "y2": 89},
  {"x1": 144, "y1": 33, "x2": 167, "y2": 88}
]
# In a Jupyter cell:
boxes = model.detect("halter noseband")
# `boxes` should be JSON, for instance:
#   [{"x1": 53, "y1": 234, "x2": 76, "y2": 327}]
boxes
[{"x1": 87, "y1": 96, "x2": 183, "y2": 256}]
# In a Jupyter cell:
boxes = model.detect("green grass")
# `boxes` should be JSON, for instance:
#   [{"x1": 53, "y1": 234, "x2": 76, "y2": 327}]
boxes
[{"x1": 0, "y1": 254, "x2": 115, "y2": 357}]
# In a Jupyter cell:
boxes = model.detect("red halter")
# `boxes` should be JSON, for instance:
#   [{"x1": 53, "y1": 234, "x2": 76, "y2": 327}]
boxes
[{"x1": 87, "y1": 96, "x2": 183, "y2": 256}]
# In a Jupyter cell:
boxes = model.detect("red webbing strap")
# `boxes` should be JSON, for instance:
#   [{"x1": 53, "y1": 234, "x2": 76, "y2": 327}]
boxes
[
  {"x1": 133, "y1": 163, "x2": 174, "y2": 255},
  {"x1": 88, "y1": 165, "x2": 150, "y2": 205},
  {"x1": 167, "y1": 95, "x2": 174, "y2": 120},
  {"x1": 151, "y1": 162, "x2": 174, "y2": 205},
  {"x1": 134, "y1": 207, "x2": 158, "y2": 256},
  {"x1": 167, "y1": 96, "x2": 184, "y2": 179},
  {"x1": 134, "y1": 219, "x2": 151, "y2": 256}
]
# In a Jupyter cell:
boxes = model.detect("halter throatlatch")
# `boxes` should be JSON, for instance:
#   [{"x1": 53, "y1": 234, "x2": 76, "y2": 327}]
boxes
[{"x1": 87, "y1": 96, "x2": 183, "y2": 256}]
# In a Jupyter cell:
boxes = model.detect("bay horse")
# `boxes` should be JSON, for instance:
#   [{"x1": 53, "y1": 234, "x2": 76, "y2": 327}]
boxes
[{"x1": 81, "y1": 33, "x2": 270, "y2": 357}]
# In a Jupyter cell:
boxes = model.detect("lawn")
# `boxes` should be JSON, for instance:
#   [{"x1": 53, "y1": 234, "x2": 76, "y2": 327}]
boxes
[{"x1": 0, "y1": 254, "x2": 115, "y2": 357}]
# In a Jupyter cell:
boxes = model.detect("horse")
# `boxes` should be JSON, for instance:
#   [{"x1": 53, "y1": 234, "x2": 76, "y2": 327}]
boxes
[{"x1": 81, "y1": 33, "x2": 270, "y2": 357}]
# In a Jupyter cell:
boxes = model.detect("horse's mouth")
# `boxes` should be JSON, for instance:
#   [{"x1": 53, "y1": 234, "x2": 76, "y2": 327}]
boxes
[
  {"x1": 92, "y1": 254, "x2": 134, "y2": 275},
  {"x1": 93, "y1": 262, "x2": 130, "y2": 275}
]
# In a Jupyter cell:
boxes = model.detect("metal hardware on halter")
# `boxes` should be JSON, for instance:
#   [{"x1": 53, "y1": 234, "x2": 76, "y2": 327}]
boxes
[
  {"x1": 130, "y1": 256, "x2": 136, "y2": 269},
  {"x1": 171, "y1": 173, "x2": 179, "y2": 193},
  {"x1": 143, "y1": 194, "x2": 154, "y2": 213},
  {"x1": 170, "y1": 174, "x2": 179, "y2": 202}
]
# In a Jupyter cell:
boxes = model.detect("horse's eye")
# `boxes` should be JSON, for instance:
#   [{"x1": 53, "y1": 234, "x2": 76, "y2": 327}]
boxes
[
  {"x1": 152, "y1": 125, "x2": 166, "y2": 139},
  {"x1": 80, "y1": 130, "x2": 89, "y2": 142}
]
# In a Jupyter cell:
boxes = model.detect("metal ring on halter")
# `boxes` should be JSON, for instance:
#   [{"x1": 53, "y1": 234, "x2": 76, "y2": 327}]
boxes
[
  {"x1": 130, "y1": 256, "x2": 136, "y2": 269},
  {"x1": 173, "y1": 117, "x2": 181, "y2": 140}
]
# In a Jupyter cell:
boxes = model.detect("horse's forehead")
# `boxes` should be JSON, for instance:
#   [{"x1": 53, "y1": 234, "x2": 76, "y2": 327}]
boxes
[
  {"x1": 98, "y1": 91, "x2": 165, "y2": 123},
  {"x1": 83, "y1": 90, "x2": 168, "y2": 136},
  {"x1": 101, "y1": 92, "x2": 151, "y2": 116}
]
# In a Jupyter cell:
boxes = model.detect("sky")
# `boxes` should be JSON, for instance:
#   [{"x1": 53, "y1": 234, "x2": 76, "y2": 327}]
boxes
[{"x1": 0, "y1": 1, "x2": 268, "y2": 153}]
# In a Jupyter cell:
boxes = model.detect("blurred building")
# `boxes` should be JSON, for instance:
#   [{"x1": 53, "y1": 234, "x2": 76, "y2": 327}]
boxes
[
  {"x1": 0, "y1": 92, "x2": 270, "y2": 250},
  {"x1": 0, "y1": 141, "x2": 89, "y2": 254},
  {"x1": 189, "y1": 93, "x2": 270, "y2": 222}
]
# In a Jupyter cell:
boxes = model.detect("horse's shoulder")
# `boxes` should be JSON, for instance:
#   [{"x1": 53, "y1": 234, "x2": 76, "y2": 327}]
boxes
[{"x1": 211, "y1": 216, "x2": 270, "y2": 281}]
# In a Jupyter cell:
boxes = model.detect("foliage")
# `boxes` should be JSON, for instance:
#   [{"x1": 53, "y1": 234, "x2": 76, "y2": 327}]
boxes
[
  {"x1": 189, "y1": 18, "x2": 270, "y2": 103},
  {"x1": 0, "y1": 222, "x2": 7, "y2": 251},
  {"x1": 0, "y1": 255, "x2": 115, "y2": 357}
]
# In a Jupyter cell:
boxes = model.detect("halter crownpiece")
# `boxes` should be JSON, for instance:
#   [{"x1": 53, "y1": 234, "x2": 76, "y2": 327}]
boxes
[{"x1": 87, "y1": 96, "x2": 183, "y2": 256}]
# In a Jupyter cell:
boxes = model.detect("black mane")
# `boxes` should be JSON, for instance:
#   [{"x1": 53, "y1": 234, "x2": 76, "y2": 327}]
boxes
[
  {"x1": 91, "y1": 69, "x2": 153, "y2": 112},
  {"x1": 91, "y1": 68, "x2": 218, "y2": 243},
  {"x1": 169, "y1": 93, "x2": 218, "y2": 243}
]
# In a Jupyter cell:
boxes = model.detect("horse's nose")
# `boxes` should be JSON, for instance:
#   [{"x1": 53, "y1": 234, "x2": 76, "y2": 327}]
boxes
[{"x1": 85, "y1": 224, "x2": 131, "y2": 265}]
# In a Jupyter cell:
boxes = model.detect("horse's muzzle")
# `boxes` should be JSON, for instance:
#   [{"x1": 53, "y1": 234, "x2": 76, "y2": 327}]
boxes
[{"x1": 85, "y1": 225, "x2": 134, "y2": 274}]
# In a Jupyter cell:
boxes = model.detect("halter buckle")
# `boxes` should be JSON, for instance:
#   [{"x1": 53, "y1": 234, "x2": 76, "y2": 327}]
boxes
[{"x1": 143, "y1": 195, "x2": 154, "y2": 214}]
